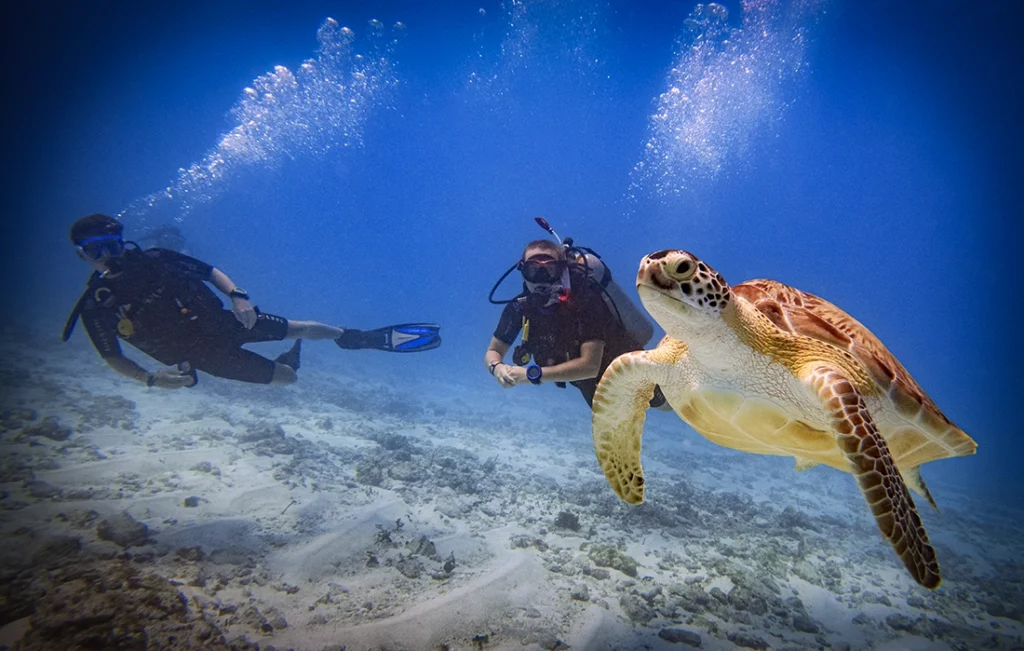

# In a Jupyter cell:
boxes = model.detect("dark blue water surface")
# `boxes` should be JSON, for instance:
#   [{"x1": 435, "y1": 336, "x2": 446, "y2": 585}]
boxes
[{"x1": 5, "y1": 0, "x2": 1020, "y2": 502}]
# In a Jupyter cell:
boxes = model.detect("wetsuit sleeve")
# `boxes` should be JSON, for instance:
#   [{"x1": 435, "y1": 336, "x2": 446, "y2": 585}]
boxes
[
  {"x1": 145, "y1": 248, "x2": 214, "y2": 281},
  {"x1": 493, "y1": 302, "x2": 522, "y2": 345},
  {"x1": 80, "y1": 303, "x2": 122, "y2": 359}
]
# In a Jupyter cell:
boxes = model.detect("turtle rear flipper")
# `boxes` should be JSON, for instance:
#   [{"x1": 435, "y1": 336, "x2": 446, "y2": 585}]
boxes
[
  {"x1": 806, "y1": 365, "x2": 941, "y2": 590},
  {"x1": 904, "y1": 466, "x2": 939, "y2": 511}
]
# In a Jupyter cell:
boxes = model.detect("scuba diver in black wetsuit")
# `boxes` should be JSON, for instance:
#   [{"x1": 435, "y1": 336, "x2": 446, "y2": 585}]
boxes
[
  {"x1": 483, "y1": 218, "x2": 668, "y2": 409},
  {"x1": 64, "y1": 214, "x2": 442, "y2": 389}
]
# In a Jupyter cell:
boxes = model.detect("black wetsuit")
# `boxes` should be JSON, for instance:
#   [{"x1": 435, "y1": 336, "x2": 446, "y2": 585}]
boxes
[
  {"x1": 493, "y1": 267, "x2": 644, "y2": 406},
  {"x1": 77, "y1": 248, "x2": 289, "y2": 384}
]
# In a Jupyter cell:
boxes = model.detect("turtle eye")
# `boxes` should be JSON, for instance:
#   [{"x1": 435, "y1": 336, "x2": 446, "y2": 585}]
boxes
[{"x1": 672, "y1": 259, "x2": 695, "y2": 279}]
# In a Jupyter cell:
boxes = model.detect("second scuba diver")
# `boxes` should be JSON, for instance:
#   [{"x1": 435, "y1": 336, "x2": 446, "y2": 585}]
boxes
[
  {"x1": 65, "y1": 213, "x2": 442, "y2": 389},
  {"x1": 483, "y1": 218, "x2": 667, "y2": 409}
]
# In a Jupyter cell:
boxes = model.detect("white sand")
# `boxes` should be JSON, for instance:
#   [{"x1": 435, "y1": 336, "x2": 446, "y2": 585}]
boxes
[{"x1": 1, "y1": 333, "x2": 1021, "y2": 650}]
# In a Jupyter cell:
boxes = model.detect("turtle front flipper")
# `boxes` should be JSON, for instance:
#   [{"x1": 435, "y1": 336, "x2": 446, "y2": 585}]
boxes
[
  {"x1": 592, "y1": 349, "x2": 673, "y2": 504},
  {"x1": 806, "y1": 365, "x2": 941, "y2": 589}
]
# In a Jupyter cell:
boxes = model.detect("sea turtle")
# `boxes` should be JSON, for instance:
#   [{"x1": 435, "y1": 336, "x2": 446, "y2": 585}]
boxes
[{"x1": 591, "y1": 249, "x2": 978, "y2": 589}]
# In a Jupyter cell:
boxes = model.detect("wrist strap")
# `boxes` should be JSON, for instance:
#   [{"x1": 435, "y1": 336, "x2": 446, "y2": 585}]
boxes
[
  {"x1": 488, "y1": 361, "x2": 500, "y2": 375},
  {"x1": 146, "y1": 372, "x2": 156, "y2": 387}
]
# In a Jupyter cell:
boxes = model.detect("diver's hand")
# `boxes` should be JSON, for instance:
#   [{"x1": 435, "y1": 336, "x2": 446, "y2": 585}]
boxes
[
  {"x1": 492, "y1": 363, "x2": 516, "y2": 389},
  {"x1": 231, "y1": 297, "x2": 257, "y2": 329},
  {"x1": 507, "y1": 365, "x2": 529, "y2": 386},
  {"x1": 149, "y1": 370, "x2": 194, "y2": 389}
]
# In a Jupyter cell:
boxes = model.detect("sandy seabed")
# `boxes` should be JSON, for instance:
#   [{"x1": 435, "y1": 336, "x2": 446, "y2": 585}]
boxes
[{"x1": 0, "y1": 328, "x2": 1021, "y2": 651}]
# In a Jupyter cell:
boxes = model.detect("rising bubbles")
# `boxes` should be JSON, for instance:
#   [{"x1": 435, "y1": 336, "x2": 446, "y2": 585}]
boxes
[
  {"x1": 631, "y1": 0, "x2": 826, "y2": 197},
  {"x1": 121, "y1": 17, "x2": 402, "y2": 226}
]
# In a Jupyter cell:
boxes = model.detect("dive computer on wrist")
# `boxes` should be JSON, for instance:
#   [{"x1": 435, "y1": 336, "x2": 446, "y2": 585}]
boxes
[{"x1": 526, "y1": 364, "x2": 543, "y2": 385}]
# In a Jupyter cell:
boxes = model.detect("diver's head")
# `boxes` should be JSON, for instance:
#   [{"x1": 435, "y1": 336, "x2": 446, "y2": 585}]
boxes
[
  {"x1": 519, "y1": 239, "x2": 568, "y2": 304},
  {"x1": 71, "y1": 213, "x2": 125, "y2": 272}
]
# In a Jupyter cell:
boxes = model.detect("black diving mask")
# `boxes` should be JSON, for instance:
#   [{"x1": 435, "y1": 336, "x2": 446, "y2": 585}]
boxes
[{"x1": 519, "y1": 257, "x2": 567, "y2": 284}]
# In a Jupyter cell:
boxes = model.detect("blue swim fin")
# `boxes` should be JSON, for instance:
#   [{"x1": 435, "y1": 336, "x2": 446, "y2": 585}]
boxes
[{"x1": 335, "y1": 323, "x2": 441, "y2": 353}]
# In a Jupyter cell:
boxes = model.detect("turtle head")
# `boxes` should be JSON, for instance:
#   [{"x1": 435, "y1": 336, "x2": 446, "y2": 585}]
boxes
[{"x1": 637, "y1": 250, "x2": 732, "y2": 332}]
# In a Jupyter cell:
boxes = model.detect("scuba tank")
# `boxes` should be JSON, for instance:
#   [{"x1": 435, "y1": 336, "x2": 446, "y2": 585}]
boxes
[{"x1": 575, "y1": 251, "x2": 653, "y2": 349}]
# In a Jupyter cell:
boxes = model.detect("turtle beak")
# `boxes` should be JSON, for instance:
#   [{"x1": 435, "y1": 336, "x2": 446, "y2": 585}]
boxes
[{"x1": 637, "y1": 252, "x2": 679, "y2": 296}]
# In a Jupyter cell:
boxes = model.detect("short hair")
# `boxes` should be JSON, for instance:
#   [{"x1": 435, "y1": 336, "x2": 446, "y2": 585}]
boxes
[
  {"x1": 70, "y1": 213, "x2": 123, "y2": 244},
  {"x1": 521, "y1": 239, "x2": 563, "y2": 261}
]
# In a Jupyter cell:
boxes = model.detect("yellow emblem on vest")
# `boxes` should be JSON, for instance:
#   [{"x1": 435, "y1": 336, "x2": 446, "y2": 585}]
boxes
[{"x1": 117, "y1": 318, "x2": 135, "y2": 337}]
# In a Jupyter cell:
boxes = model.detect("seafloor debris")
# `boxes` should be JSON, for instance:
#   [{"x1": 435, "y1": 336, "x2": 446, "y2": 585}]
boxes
[
  {"x1": 587, "y1": 544, "x2": 639, "y2": 578},
  {"x1": 553, "y1": 509, "x2": 580, "y2": 531},
  {"x1": 96, "y1": 511, "x2": 150, "y2": 548},
  {"x1": 22, "y1": 416, "x2": 72, "y2": 442},
  {"x1": 10, "y1": 562, "x2": 257, "y2": 650}
]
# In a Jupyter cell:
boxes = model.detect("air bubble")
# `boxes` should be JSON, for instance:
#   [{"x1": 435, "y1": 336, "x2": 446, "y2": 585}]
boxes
[
  {"x1": 120, "y1": 17, "x2": 401, "y2": 226},
  {"x1": 631, "y1": 0, "x2": 824, "y2": 197}
]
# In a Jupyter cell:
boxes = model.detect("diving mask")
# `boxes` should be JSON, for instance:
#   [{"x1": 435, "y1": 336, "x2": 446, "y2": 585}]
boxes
[
  {"x1": 519, "y1": 256, "x2": 567, "y2": 284},
  {"x1": 77, "y1": 234, "x2": 125, "y2": 260}
]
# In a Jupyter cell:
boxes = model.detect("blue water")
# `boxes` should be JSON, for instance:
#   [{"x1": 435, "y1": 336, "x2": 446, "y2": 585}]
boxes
[{"x1": 7, "y1": 0, "x2": 1018, "y2": 503}]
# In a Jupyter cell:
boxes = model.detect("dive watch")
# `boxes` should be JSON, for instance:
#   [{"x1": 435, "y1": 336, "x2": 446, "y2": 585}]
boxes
[
  {"x1": 526, "y1": 364, "x2": 543, "y2": 385},
  {"x1": 229, "y1": 287, "x2": 249, "y2": 300}
]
